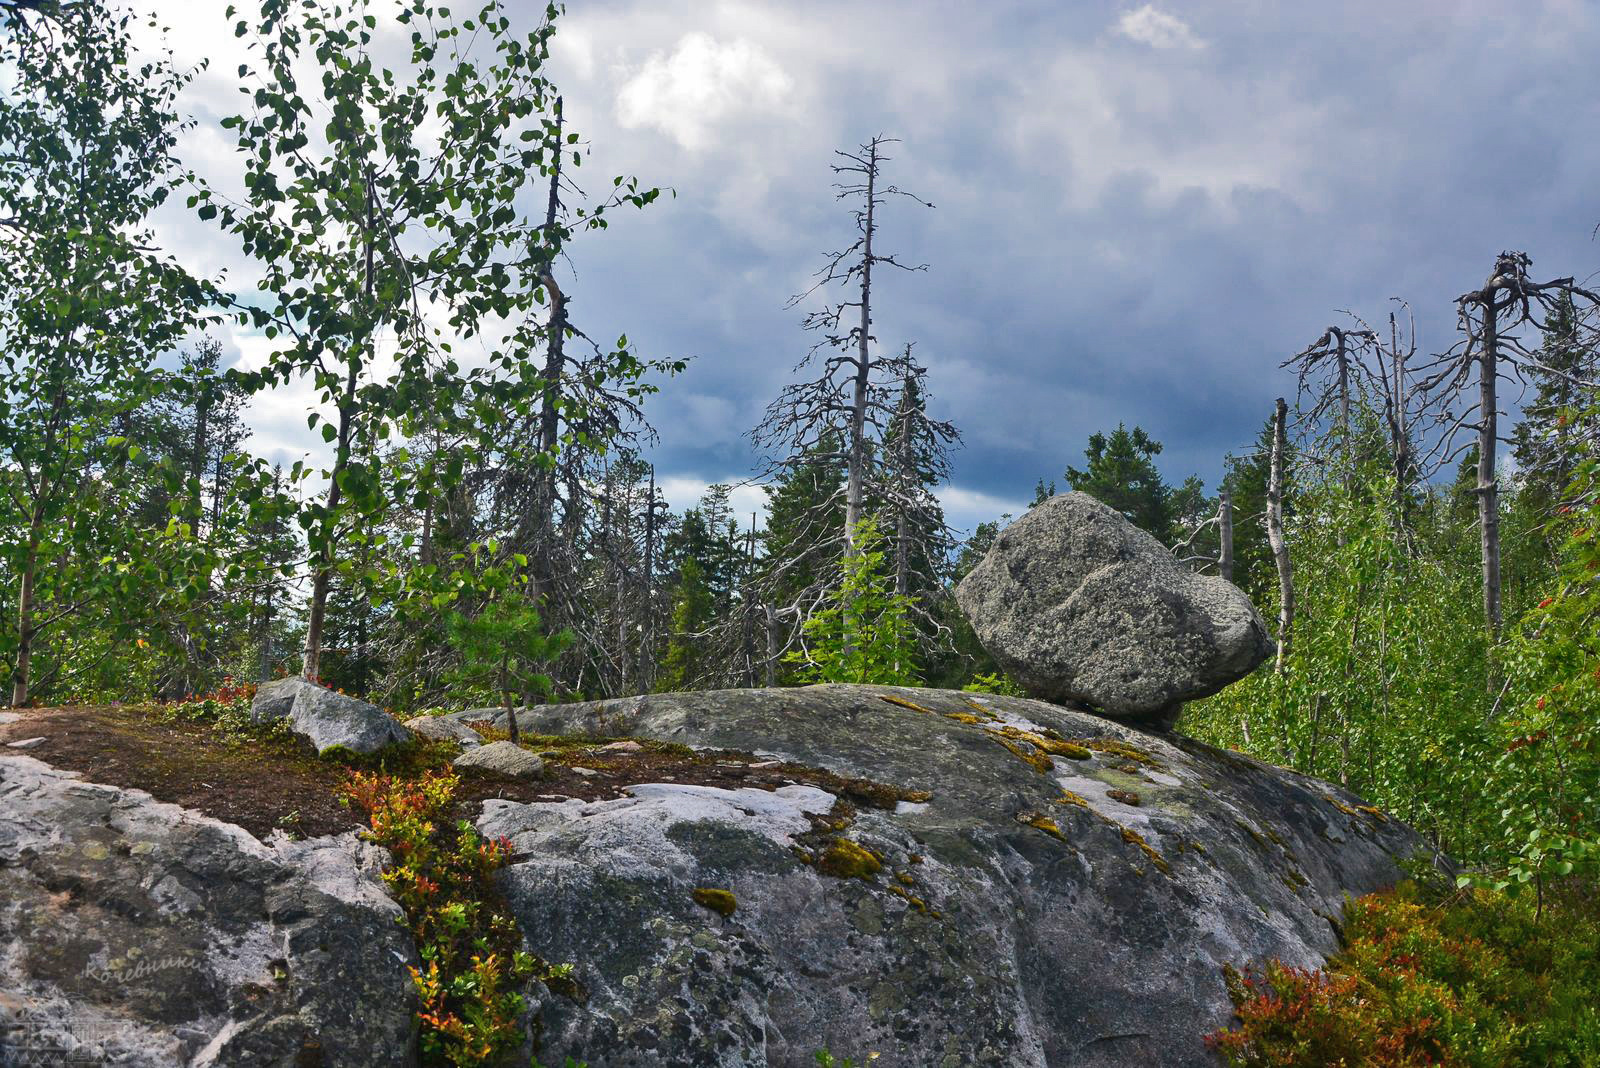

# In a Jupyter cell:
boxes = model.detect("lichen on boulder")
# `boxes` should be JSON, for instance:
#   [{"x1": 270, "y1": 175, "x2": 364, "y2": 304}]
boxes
[{"x1": 250, "y1": 675, "x2": 410, "y2": 755}]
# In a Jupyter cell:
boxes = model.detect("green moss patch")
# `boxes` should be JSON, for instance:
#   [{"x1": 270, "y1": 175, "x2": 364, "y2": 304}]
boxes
[
  {"x1": 815, "y1": 837, "x2": 885, "y2": 880},
  {"x1": 691, "y1": 887, "x2": 738, "y2": 917}
]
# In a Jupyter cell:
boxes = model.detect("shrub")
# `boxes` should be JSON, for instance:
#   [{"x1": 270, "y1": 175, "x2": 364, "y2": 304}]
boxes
[
  {"x1": 342, "y1": 769, "x2": 547, "y2": 1066},
  {"x1": 1207, "y1": 877, "x2": 1600, "y2": 1066}
]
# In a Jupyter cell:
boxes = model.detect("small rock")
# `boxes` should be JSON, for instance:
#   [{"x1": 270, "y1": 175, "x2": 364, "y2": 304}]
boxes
[
  {"x1": 453, "y1": 741, "x2": 545, "y2": 780},
  {"x1": 0, "y1": 711, "x2": 23, "y2": 725},
  {"x1": 251, "y1": 677, "x2": 409, "y2": 754},
  {"x1": 6, "y1": 737, "x2": 45, "y2": 750},
  {"x1": 599, "y1": 740, "x2": 644, "y2": 754},
  {"x1": 571, "y1": 766, "x2": 598, "y2": 778},
  {"x1": 405, "y1": 716, "x2": 483, "y2": 748}
]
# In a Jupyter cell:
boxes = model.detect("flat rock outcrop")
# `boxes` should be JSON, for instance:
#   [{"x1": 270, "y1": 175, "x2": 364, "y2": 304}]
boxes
[
  {"x1": 458, "y1": 684, "x2": 1428, "y2": 1068},
  {"x1": 252, "y1": 675, "x2": 410, "y2": 754},
  {"x1": 0, "y1": 755, "x2": 417, "y2": 1067},
  {"x1": 956, "y1": 492, "x2": 1274, "y2": 729}
]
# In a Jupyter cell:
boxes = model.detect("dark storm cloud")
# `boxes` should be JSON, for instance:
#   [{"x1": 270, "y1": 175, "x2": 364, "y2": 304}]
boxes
[{"x1": 148, "y1": 0, "x2": 1600, "y2": 532}]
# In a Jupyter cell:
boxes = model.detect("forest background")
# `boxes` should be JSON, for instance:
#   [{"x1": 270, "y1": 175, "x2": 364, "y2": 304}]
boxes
[{"x1": 1, "y1": 0, "x2": 1597, "y2": 902}]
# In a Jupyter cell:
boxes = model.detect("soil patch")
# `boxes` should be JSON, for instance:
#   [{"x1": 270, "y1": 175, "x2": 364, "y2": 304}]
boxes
[{"x1": 0, "y1": 705, "x2": 929, "y2": 843}]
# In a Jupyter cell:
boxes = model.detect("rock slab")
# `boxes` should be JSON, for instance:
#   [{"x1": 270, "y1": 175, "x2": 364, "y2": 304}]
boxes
[
  {"x1": 0, "y1": 755, "x2": 418, "y2": 1067},
  {"x1": 251, "y1": 676, "x2": 410, "y2": 754},
  {"x1": 453, "y1": 740, "x2": 544, "y2": 779},
  {"x1": 476, "y1": 685, "x2": 1430, "y2": 1068},
  {"x1": 956, "y1": 492, "x2": 1274, "y2": 728}
]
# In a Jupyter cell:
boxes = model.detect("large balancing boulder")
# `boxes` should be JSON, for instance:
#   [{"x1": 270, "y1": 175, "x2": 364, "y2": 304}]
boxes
[
  {"x1": 956, "y1": 492, "x2": 1273, "y2": 729},
  {"x1": 250, "y1": 676, "x2": 409, "y2": 755},
  {"x1": 477, "y1": 685, "x2": 1430, "y2": 1068}
]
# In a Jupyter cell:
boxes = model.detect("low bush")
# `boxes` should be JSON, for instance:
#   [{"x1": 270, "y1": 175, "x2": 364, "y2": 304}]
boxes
[
  {"x1": 1207, "y1": 877, "x2": 1600, "y2": 1066},
  {"x1": 341, "y1": 769, "x2": 562, "y2": 1066}
]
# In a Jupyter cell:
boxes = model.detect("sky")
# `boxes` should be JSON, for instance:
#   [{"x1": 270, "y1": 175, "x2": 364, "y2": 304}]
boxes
[{"x1": 140, "y1": 0, "x2": 1600, "y2": 537}]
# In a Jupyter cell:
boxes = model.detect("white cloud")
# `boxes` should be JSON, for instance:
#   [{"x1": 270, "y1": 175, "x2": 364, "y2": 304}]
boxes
[
  {"x1": 657, "y1": 475, "x2": 769, "y2": 527},
  {"x1": 1114, "y1": 6, "x2": 1206, "y2": 50},
  {"x1": 936, "y1": 485, "x2": 1027, "y2": 538},
  {"x1": 615, "y1": 32, "x2": 795, "y2": 151}
]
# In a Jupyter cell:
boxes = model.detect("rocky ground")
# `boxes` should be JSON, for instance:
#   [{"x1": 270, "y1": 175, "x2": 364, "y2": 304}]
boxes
[{"x1": 0, "y1": 686, "x2": 1433, "y2": 1067}]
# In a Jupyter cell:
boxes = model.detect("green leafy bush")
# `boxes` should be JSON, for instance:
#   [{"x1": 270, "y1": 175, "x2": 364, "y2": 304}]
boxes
[
  {"x1": 785, "y1": 518, "x2": 918, "y2": 686},
  {"x1": 1207, "y1": 878, "x2": 1600, "y2": 1066},
  {"x1": 342, "y1": 770, "x2": 549, "y2": 1066}
]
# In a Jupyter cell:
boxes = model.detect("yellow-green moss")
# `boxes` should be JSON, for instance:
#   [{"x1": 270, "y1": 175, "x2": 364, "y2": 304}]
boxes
[
  {"x1": 1055, "y1": 789, "x2": 1090, "y2": 809},
  {"x1": 960, "y1": 697, "x2": 999, "y2": 720},
  {"x1": 878, "y1": 694, "x2": 939, "y2": 716},
  {"x1": 1323, "y1": 794, "x2": 1390, "y2": 828},
  {"x1": 996, "y1": 737, "x2": 1054, "y2": 774},
  {"x1": 1020, "y1": 811, "x2": 1068, "y2": 842},
  {"x1": 945, "y1": 711, "x2": 983, "y2": 725},
  {"x1": 1075, "y1": 737, "x2": 1162, "y2": 768},
  {"x1": 692, "y1": 887, "x2": 738, "y2": 916},
  {"x1": 1120, "y1": 827, "x2": 1171, "y2": 875},
  {"x1": 816, "y1": 837, "x2": 883, "y2": 880},
  {"x1": 888, "y1": 883, "x2": 934, "y2": 915},
  {"x1": 896, "y1": 871, "x2": 916, "y2": 887}
]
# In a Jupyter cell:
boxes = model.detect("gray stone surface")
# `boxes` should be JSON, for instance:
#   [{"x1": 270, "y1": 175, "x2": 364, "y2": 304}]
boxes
[
  {"x1": 473, "y1": 684, "x2": 1431, "y2": 1068},
  {"x1": 405, "y1": 715, "x2": 483, "y2": 748},
  {"x1": 248, "y1": 674, "x2": 315, "y2": 724},
  {"x1": 956, "y1": 492, "x2": 1274, "y2": 728},
  {"x1": 251, "y1": 676, "x2": 409, "y2": 754},
  {"x1": 0, "y1": 754, "x2": 418, "y2": 1067},
  {"x1": 452, "y1": 740, "x2": 544, "y2": 779}
]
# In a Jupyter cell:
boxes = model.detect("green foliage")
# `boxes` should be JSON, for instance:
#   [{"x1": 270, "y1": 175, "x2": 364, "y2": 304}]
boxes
[
  {"x1": 962, "y1": 672, "x2": 1022, "y2": 696},
  {"x1": 785, "y1": 519, "x2": 918, "y2": 686},
  {"x1": 1188, "y1": 470, "x2": 1496, "y2": 855},
  {"x1": 1064, "y1": 424, "x2": 1186, "y2": 542},
  {"x1": 210, "y1": 0, "x2": 665, "y2": 678},
  {"x1": 1474, "y1": 453, "x2": 1600, "y2": 900},
  {"x1": 441, "y1": 546, "x2": 571, "y2": 739},
  {"x1": 343, "y1": 770, "x2": 566, "y2": 1066},
  {"x1": 1207, "y1": 878, "x2": 1600, "y2": 1066},
  {"x1": 0, "y1": 2, "x2": 227, "y2": 704},
  {"x1": 1188, "y1": 397, "x2": 1600, "y2": 880},
  {"x1": 657, "y1": 556, "x2": 714, "y2": 692}
]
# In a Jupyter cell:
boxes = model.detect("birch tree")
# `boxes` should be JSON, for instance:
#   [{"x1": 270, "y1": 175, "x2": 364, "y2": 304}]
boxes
[
  {"x1": 0, "y1": 2, "x2": 214, "y2": 705},
  {"x1": 210, "y1": 0, "x2": 663, "y2": 681}
]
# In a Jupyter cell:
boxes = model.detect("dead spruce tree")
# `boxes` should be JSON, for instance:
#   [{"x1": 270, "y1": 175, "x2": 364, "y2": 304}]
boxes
[
  {"x1": 750, "y1": 135, "x2": 934, "y2": 667},
  {"x1": 759, "y1": 135, "x2": 935, "y2": 551},
  {"x1": 1284, "y1": 324, "x2": 1377, "y2": 499},
  {"x1": 1422, "y1": 252, "x2": 1600, "y2": 643}
]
